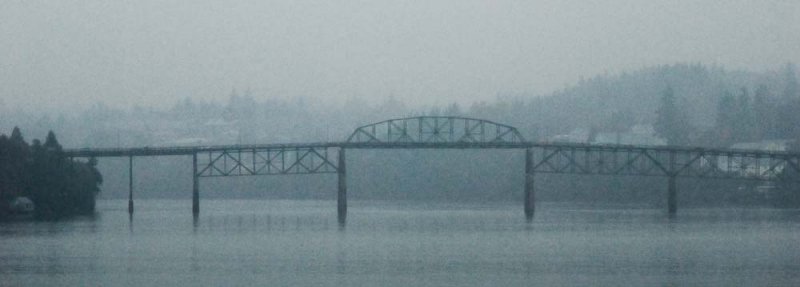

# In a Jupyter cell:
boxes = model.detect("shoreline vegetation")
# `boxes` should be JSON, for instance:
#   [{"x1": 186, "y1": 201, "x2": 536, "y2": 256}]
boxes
[{"x1": 0, "y1": 127, "x2": 102, "y2": 220}]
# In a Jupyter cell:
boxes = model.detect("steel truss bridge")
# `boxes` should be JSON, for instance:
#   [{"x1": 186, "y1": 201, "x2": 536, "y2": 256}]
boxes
[{"x1": 64, "y1": 116, "x2": 800, "y2": 223}]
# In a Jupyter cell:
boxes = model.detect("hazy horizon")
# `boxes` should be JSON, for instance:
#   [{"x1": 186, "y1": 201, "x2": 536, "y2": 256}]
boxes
[{"x1": 2, "y1": 1, "x2": 799, "y2": 112}]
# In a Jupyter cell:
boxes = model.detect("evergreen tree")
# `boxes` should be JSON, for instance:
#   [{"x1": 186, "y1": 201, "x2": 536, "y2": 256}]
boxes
[
  {"x1": 7, "y1": 127, "x2": 29, "y2": 197},
  {"x1": 604, "y1": 110, "x2": 635, "y2": 144},
  {"x1": 715, "y1": 91, "x2": 737, "y2": 146},
  {"x1": 735, "y1": 87, "x2": 754, "y2": 142},
  {"x1": 44, "y1": 131, "x2": 63, "y2": 151},
  {"x1": 783, "y1": 63, "x2": 799, "y2": 102},
  {"x1": 752, "y1": 85, "x2": 774, "y2": 140},
  {"x1": 778, "y1": 63, "x2": 800, "y2": 139},
  {"x1": 1, "y1": 129, "x2": 102, "y2": 219},
  {"x1": 0, "y1": 135, "x2": 9, "y2": 205},
  {"x1": 444, "y1": 102, "x2": 462, "y2": 116},
  {"x1": 654, "y1": 86, "x2": 690, "y2": 145},
  {"x1": 10, "y1": 127, "x2": 24, "y2": 144}
]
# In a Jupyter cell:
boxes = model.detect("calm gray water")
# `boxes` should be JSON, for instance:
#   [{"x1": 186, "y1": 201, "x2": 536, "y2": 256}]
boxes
[{"x1": 1, "y1": 199, "x2": 799, "y2": 286}]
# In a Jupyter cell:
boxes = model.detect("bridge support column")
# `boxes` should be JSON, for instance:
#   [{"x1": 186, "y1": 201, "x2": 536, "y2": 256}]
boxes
[
  {"x1": 193, "y1": 153, "x2": 199, "y2": 215},
  {"x1": 524, "y1": 148, "x2": 535, "y2": 221},
  {"x1": 338, "y1": 148, "x2": 347, "y2": 225},
  {"x1": 128, "y1": 156, "x2": 134, "y2": 214},
  {"x1": 667, "y1": 175, "x2": 677, "y2": 216}
]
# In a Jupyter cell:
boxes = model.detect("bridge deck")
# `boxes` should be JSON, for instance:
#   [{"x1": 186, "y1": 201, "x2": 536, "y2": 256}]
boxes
[
  {"x1": 55, "y1": 115, "x2": 800, "y2": 220},
  {"x1": 64, "y1": 141, "x2": 799, "y2": 158}
]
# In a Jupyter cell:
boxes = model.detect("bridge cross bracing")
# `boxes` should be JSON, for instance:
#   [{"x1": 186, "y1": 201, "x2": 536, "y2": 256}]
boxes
[{"x1": 62, "y1": 116, "x2": 800, "y2": 224}]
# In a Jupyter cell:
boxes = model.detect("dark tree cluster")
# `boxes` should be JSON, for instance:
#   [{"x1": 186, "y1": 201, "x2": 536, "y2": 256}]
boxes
[
  {"x1": 654, "y1": 86, "x2": 692, "y2": 146},
  {"x1": 710, "y1": 64, "x2": 800, "y2": 147},
  {"x1": 0, "y1": 127, "x2": 102, "y2": 219},
  {"x1": 638, "y1": 64, "x2": 799, "y2": 148}
]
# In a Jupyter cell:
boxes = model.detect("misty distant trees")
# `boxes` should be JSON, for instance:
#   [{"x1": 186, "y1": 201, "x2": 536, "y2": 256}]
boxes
[
  {"x1": 2, "y1": 62, "x2": 799, "y2": 205},
  {"x1": 8, "y1": 62, "x2": 795, "y2": 151},
  {"x1": 0, "y1": 128, "x2": 102, "y2": 219},
  {"x1": 647, "y1": 63, "x2": 800, "y2": 148},
  {"x1": 778, "y1": 64, "x2": 800, "y2": 140},
  {"x1": 708, "y1": 64, "x2": 800, "y2": 147},
  {"x1": 654, "y1": 86, "x2": 691, "y2": 145}
]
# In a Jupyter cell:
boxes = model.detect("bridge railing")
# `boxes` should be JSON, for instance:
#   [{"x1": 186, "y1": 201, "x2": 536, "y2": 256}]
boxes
[{"x1": 63, "y1": 142, "x2": 342, "y2": 157}]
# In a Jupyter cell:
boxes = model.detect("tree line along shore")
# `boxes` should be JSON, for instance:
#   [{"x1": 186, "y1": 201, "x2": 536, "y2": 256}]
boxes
[{"x1": 0, "y1": 127, "x2": 102, "y2": 220}]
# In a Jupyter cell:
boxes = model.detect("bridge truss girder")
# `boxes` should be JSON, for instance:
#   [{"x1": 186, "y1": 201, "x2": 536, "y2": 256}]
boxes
[
  {"x1": 530, "y1": 145, "x2": 800, "y2": 181},
  {"x1": 60, "y1": 115, "x2": 800, "y2": 220},
  {"x1": 195, "y1": 147, "x2": 339, "y2": 177},
  {"x1": 347, "y1": 116, "x2": 525, "y2": 144}
]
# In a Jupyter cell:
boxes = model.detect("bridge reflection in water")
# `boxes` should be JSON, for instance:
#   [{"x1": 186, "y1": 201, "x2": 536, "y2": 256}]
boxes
[{"x1": 64, "y1": 116, "x2": 800, "y2": 224}]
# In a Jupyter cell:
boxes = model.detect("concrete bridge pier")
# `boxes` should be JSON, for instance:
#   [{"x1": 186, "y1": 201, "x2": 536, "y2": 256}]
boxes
[
  {"x1": 667, "y1": 175, "x2": 677, "y2": 217},
  {"x1": 193, "y1": 152, "x2": 200, "y2": 215},
  {"x1": 666, "y1": 150, "x2": 677, "y2": 217},
  {"x1": 128, "y1": 156, "x2": 134, "y2": 214},
  {"x1": 524, "y1": 148, "x2": 535, "y2": 221},
  {"x1": 338, "y1": 148, "x2": 347, "y2": 225}
]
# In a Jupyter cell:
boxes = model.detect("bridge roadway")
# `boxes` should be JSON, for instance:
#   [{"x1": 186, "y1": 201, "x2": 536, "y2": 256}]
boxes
[
  {"x1": 63, "y1": 141, "x2": 800, "y2": 157},
  {"x1": 61, "y1": 116, "x2": 800, "y2": 224}
]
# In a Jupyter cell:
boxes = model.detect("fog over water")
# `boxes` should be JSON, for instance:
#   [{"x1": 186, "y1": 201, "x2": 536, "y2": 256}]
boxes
[
  {"x1": 2, "y1": 1, "x2": 799, "y2": 111},
  {"x1": 2, "y1": 2, "x2": 800, "y2": 286}
]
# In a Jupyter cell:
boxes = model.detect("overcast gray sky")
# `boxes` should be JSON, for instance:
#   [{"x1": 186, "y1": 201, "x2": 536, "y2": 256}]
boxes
[{"x1": 2, "y1": 0, "x2": 799, "y2": 112}]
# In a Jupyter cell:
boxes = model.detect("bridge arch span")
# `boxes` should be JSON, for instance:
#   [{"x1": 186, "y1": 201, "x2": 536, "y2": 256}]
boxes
[{"x1": 346, "y1": 116, "x2": 525, "y2": 144}]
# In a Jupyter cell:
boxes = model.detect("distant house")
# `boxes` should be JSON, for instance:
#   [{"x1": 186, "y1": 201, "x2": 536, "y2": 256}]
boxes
[
  {"x1": 550, "y1": 125, "x2": 667, "y2": 146},
  {"x1": 712, "y1": 140, "x2": 793, "y2": 176},
  {"x1": 160, "y1": 137, "x2": 208, "y2": 146},
  {"x1": 592, "y1": 125, "x2": 667, "y2": 146},
  {"x1": 10, "y1": 197, "x2": 34, "y2": 214},
  {"x1": 549, "y1": 128, "x2": 590, "y2": 143},
  {"x1": 202, "y1": 118, "x2": 240, "y2": 144},
  {"x1": 729, "y1": 140, "x2": 792, "y2": 152},
  {"x1": 0, "y1": 182, "x2": 24, "y2": 215}
]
